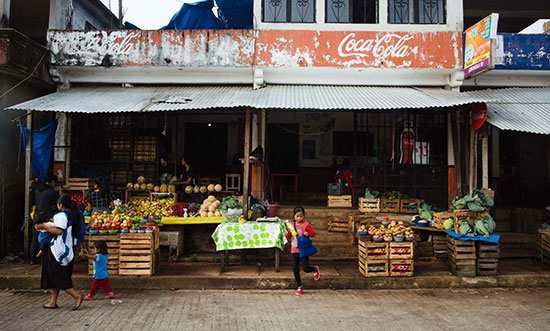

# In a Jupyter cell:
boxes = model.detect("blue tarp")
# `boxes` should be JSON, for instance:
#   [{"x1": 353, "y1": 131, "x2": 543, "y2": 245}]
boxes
[
  {"x1": 20, "y1": 120, "x2": 58, "y2": 181},
  {"x1": 161, "y1": 0, "x2": 224, "y2": 30},
  {"x1": 445, "y1": 230, "x2": 501, "y2": 244},
  {"x1": 160, "y1": 0, "x2": 252, "y2": 30},
  {"x1": 217, "y1": 0, "x2": 253, "y2": 29}
]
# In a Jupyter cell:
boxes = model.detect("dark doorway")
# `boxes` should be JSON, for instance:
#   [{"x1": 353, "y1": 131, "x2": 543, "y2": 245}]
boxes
[
  {"x1": 267, "y1": 123, "x2": 299, "y2": 173},
  {"x1": 184, "y1": 123, "x2": 228, "y2": 178}
]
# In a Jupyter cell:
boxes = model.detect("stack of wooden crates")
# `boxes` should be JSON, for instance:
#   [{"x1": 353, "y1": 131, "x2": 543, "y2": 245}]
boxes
[
  {"x1": 358, "y1": 239, "x2": 414, "y2": 277},
  {"x1": 448, "y1": 236, "x2": 500, "y2": 276},
  {"x1": 87, "y1": 228, "x2": 160, "y2": 277}
]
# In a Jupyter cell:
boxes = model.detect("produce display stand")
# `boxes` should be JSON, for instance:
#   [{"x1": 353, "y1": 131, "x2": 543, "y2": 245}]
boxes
[
  {"x1": 87, "y1": 234, "x2": 120, "y2": 276},
  {"x1": 212, "y1": 221, "x2": 288, "y2": 273},
  {"x1": 536, "y1": 229, "x2": 550, "y2": 266}
]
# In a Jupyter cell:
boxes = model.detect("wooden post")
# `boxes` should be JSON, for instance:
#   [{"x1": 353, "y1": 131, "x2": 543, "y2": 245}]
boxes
[
  {"x1": 450, "y1": 111, "x2": 462, "y2": 197},
  {"x1": 469, "y1": 127, "x2": 478, "y2": 193},
  {"x1": 242, "y1": 108, "x2": 251, "y2": 218},
  {"x1": 481, "y1": 125, "x2": 489, "y2": 189},
  {"x1": 23, "y1": 110, "x2": 32, "y2": 258},
  {"x1": 65, "y1": 113, "x2": 71, "y2": 179}
]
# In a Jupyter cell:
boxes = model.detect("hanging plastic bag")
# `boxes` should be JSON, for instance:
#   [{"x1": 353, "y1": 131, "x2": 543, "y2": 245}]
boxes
[{"x1": 224, "y1": 208, "x2": 242, "y2": 223}]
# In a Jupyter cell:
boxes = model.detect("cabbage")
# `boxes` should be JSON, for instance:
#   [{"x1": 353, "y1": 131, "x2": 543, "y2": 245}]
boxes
[
  {"x1": 417, "y1": 202, "x2": 434, "y2": 221},
  {"x1": 443, "y1": 218, "x2": 454, "y2": 230}
]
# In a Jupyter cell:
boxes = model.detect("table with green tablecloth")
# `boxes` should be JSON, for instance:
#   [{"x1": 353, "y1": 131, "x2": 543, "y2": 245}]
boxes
[{"x1": 212, "y1": 221, "x2": 288, "y2": 272}]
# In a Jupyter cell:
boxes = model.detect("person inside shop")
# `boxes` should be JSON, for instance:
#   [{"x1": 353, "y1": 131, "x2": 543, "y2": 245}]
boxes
[
  {"x1": 86, "y1": 177, "x2": 115, "y2": 215},
  {"x1": 177, "y1": 156, "x2": 197, "y2": 188},
  {"x1": 334, "y1": 158, "x2": 354, "y2": 195},
  {"x1": 30, "y1": 174, "x2": 59, "y2": 264},
  {"x1": 36, "y1": 194, "x2": 84, "y2": 310}
]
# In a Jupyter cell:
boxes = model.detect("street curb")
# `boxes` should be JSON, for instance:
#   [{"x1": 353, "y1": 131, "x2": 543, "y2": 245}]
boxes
[{"x1": 3, "y1": 273, "x2": 550, "y2": 290}]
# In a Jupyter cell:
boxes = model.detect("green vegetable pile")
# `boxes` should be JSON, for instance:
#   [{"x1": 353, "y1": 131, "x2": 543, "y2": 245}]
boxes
[
  {"x1": 364, "y1": 188, "x2": 380, "y2": 199},
  {"x1": 452, "y1": 189, "x2": 494, "y2": 211},
  {"x1": 459, "y1": 215, "x2": 497, "y2": 238},
  {"x1": 417, "y1": 202, "x2": 435, "y2": 220},
  {"x1": 219, "y1": 196, "x2": 241, "y2": 216},
  {"x1": 381, "y1": 191, "x2": 409, "y2": 200}
]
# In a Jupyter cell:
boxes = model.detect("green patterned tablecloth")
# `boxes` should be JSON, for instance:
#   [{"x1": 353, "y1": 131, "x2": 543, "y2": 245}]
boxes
[{"x1": 212, "y1": 221, "x2": 288, "y2": 251}]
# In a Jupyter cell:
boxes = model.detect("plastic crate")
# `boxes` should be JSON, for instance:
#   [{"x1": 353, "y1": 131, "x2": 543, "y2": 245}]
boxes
[{"x1": 327, "y1": 183, "x2": 346, "y2": 195}]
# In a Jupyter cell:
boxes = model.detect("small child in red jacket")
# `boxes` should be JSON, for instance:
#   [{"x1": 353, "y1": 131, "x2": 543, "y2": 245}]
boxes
[{"x1": 286, "y1": 206, "x2": 320, "y2": 295}]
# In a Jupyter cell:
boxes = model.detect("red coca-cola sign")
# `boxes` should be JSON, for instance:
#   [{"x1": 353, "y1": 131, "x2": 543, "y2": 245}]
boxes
[{"x1": 471, "y1": 103, "x2": 487, "y2": 130}]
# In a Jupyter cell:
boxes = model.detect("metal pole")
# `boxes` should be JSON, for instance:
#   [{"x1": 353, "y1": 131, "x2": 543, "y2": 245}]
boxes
[
  {"x1": 65, "y1": 113, "x2": 71, "y2": 179},
  {"x1": 242, "y1": 108, "x2": 251, "y2": 218},
  {"x1": 23, "y1": 110, "x2": 32, "y2": 258},
  {"x1": 118, "y1": 0, "x2": 123, "y2": 26}
]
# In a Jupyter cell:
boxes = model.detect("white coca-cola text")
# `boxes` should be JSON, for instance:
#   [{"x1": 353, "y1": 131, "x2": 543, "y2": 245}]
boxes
[{"x1": 337, "y1": 33, "x2": 415, "y2": 60}]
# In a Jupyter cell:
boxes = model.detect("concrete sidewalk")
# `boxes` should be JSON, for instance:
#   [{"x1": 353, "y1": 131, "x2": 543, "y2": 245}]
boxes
[
  {"x1": 2, "y1": 258, "x2": 550, "y2": 290},
  {"x1": 2, "y1": 288, "x2": 550, "y2": 331}
]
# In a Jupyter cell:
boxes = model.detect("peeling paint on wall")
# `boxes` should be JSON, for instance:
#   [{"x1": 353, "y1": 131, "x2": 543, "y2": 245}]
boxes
[
  {"x1": 47, "y1": 29, "x2": 463, "y2": 69},
  {"x1": 495, "y1": 34, "x2": 550, "y2": 70}
]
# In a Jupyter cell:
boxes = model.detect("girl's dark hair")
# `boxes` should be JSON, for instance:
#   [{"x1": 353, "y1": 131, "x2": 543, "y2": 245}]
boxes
[
  {"x1": 58, "y1": 194, "x2": 81, "y2": 240},
  {"x1": 293, "y1": 206, "x2": 305, "y2": 216},
  {"x1": 94, "y1": 177, "x2": 110, "y2": 197},
  {"x1": 33, "y1": 211, "x2": 49, "y2": 224},
  {"x1": 94, "y1": 240, "x2": 108, "y2": 255}
]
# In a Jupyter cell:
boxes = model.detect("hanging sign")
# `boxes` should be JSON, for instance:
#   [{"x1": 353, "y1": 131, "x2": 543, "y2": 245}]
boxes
[
  {"x1": 464, "y1": 13, "x2": 499, "y2": 78},
  {"x1": 471, "y1": 103, "x2": 488, "y2": 130}
]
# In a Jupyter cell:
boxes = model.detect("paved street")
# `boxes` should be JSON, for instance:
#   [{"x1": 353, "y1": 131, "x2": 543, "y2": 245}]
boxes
[{"x1": 1, "y1": 288, "x2": 550, "y2": 331}]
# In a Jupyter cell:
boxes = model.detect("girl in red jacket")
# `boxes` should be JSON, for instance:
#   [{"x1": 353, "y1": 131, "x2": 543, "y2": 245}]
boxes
[{"x1": 287, "y1": 206, "x2": 320, "y2": 295}]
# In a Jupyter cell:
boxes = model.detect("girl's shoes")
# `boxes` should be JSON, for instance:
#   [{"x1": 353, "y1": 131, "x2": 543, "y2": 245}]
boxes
[
  {"x1": 105, "y1": 292, "x2": 114, "y2": 299},
  {"x1": 84, "y1": 295, "x2": 93, "y2": 301},
  {"x1": 313, "y1": 266, "x2": 320, "y2": 281},
  {"x1": 295, "y1": 287, "x2": 304, "y2": 296}
]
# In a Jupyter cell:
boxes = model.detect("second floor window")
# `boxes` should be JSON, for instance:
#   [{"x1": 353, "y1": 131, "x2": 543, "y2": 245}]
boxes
[
  {"x1": 388, "y1": 0, "x2": 445, "y2": 24},
  {"x1": 263, "y1": 0, "x2": 315, "y2": 23},
  {"x1": 326, "y1": 0, "x2": 378, "y2": 23}
]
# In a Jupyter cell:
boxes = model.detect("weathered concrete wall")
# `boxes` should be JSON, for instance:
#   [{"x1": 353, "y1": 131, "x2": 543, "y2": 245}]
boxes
[{"x1": 47, "y1": 30, "x2": 463, "y2": 69}]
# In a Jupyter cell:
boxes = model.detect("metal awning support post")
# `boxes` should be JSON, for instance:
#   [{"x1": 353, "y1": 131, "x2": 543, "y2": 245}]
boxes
[
  {"x1": 65, "y1": 113, "x2": 71, "y2": 178},
  {"x1": 23, "y1": 110, "x2": 32, "y2": 258},
  {"x1": 242, "y1": 108, "x2": 251, "y2": 218},
  {"x1": 481, "y1": 124, "x2": 489, "y2": 189}
]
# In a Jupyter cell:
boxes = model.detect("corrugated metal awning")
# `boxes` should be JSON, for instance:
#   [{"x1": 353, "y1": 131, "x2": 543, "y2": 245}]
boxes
[
  {"x1": 6, "y1": 85, "x2": 490, "y2": 113},
  {"x1": 466, "y1": 87, "x2": 550, "y2": 135}
]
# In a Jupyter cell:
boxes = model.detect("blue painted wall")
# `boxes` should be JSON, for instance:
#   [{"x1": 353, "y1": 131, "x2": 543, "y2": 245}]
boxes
[{"x1": 495, "y1": 33, "x2": 550, "y2": 70}]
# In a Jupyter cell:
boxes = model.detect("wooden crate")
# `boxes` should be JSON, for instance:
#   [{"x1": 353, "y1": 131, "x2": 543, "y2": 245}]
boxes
[
  {"x1": 390, "y1": 259, "x2": 414, "y2": 277},
  {"x1": 447, "y1": 237, "x2": 476, "y2": 260},
  {"x1": 433, "y1": 212, "x2": 454, "y2": 230},
  {"x1": 87, "y1": 234, "x2": 120, "y2": 276},
  {"x1": 416, "y1": 241, "x2": 434, "y2": 258},
  {"x1": 449, "y1": 256, "x2": 476, "y2": 277},
  {"x1": 358, "y1": 198, "x2": 380, "y2": 213},
  {"x1": 433, "y1": 234, "x2": 448, "y2": 259},
  {"x1": 390, "y1": 242, "x2": 414, "y2": 260},
  {"x1": 119, "y1": 232, "x2": 157, "y2": 276},
  {"x1": 399, "y1": 199, "x2": 421, "y2": 214},
  {"x1": 328, "y1": 216, "x2": 349, "y2": 232},
  {"x1": 359, "y1": 241, "x2": 389, "y2": 261},
  {"x1": 453, "y1": 209, "x2": 490, "y2": 224},
  {"x1": 328, "y1": 195, "x2": 352, "y2": 208},
  {"x1": 66, "y1": 178, "x2": 94, "y2": 191},
  {"x1": 359, "y1": 258, "x2": 389, "y2": 277},
  {"x1": 477, "y1": 259, "x2": 498, "y2": 276},
  {"x1": 477, "y1": 242, "x2": 500, "y2": 259},
  {"x1": 380, "y1": 198, "x2": 400, "y2": 213}
]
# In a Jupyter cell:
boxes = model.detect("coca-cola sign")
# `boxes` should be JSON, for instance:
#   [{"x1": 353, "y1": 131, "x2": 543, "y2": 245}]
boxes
[
  {"x1": 338, "y1": 33, "x2": 415, "y2": 60},
  {"x1": 256, "y1": 30, "x2": 462, "y2": 69}
]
